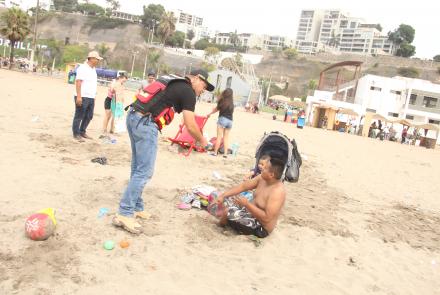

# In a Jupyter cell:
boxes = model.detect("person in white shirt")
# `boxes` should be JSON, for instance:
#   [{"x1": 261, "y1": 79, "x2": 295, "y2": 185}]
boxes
[{"x1": 72, "y1": 51, "x2": 102, "y2": 141}]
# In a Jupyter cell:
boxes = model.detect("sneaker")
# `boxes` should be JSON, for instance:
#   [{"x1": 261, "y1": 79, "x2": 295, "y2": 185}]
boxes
[
  {"x1": 134, "y1": 211, "x2": 152, "y2": 220},
  {"x1": 73, "y1": 135, "x2": 85, "y2": 142},
  {"x1": 112, "y1": 214, "x2": 142, "y2": 234}
]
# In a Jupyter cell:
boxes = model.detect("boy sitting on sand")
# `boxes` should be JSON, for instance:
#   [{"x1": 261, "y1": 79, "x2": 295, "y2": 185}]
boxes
[{"x1": 217, "y1": 158, "x2": 286, "y2": 238}]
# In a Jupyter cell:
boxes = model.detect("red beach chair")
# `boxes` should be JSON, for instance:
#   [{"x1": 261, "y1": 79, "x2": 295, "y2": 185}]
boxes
[{"x1": 168, "y1": 115, "x2": 208, "y2": 156}]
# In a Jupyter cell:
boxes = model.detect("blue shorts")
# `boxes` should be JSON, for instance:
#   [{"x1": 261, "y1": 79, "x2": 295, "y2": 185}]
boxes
[{"x1": 218, "y1": 116, "x2": 233, "y2": 129}]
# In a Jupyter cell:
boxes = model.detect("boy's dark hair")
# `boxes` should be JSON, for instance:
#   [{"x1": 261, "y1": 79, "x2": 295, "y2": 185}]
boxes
[
  {"x1": 260, "y1": 154, "x2": 271, "y2": 161},
  {"x1": 118, "y1": 73, "x2": 127, "y2": 79},
  {"x1": 268, "y1": 158, "x2": 285, "y2": 180}
]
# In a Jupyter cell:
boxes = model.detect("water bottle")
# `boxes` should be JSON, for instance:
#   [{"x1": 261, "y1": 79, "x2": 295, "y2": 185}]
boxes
[{"x1": 231, "y1": 142, "x2": 239, "y2": 156}]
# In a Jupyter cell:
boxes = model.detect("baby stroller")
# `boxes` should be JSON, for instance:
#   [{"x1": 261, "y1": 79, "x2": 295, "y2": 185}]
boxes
[{"x1": 254, "y1": 132, "x2": 302, "y2": 182}]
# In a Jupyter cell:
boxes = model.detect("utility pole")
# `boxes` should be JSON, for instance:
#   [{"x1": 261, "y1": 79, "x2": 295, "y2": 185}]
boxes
[
  {"x1": 130, "y1": 51, "x2": 138, "y2": 77},
  {"x1": 265, "y1": 73, "x2": 272, "y2": 104},
  {"x1": 142, "y1": 51, "x2": 148, "y2": 79},
  {"x1": 30, "y1": 0, "x2": 40, "y2": 70}
]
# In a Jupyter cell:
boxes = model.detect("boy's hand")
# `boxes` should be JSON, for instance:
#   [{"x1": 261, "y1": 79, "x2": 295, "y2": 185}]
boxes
[{"x1": 233, "y1": 196, "x2": 248, "y2": 207}]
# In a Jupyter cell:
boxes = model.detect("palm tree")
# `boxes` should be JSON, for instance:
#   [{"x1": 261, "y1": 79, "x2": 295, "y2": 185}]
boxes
[
  {"x1": 0, "y1": 8, "x2": 31, "y2": 69},
  {"x1": 158, "y1": 12, "x2": 176, "y2": 45}
]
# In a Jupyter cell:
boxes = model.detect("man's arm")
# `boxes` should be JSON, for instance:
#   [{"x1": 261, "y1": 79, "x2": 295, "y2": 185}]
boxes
[
  {"x1": 238, "y1": 187, "x2": 285, "y2": 227},
  {"x1": 75, "y1": 79, "x2": 83, "y2": 106},
  {"x1": 182, "y1": 110, "x2": 208, "y2": 147},
  {"x1": 218, "y1": 176, "x2": 260, "y2": 203}
]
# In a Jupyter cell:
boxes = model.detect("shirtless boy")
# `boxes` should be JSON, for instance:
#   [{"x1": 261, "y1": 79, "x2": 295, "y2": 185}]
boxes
[{"x1": 217, "y1": 158, "x2": 286, "y2": 238}]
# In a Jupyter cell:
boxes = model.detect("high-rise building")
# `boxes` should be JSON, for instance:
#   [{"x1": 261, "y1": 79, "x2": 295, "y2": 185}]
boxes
[
  {"x1": 295, "y1": 9, "x2": 395, "y2": 55},
  {"x1": 172, "y1": 9, "x2": 206, "y2": 44}
]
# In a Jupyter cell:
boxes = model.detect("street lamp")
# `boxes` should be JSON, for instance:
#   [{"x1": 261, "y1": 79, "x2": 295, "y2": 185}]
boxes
[
  {"x1": 30, "y1": 0, "x2": 40, "y2": 70},
  {"x1": 130, "y1": 50, "x2": 139, "y2": 77}
]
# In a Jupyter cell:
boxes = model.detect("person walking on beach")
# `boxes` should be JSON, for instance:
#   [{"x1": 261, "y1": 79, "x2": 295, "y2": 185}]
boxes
[
  {"x1": 72, "y1": 51, "x2": 102, "y2": 141},
  {"x1": 206, "y1": 88, "x2": 234, "y2": 158},
  {"x1": 113, "y1": 69, "x2": 214, "y2": 234},
  {"x1": 102, "y1": 73, "x2": 127, "y2": 134}
]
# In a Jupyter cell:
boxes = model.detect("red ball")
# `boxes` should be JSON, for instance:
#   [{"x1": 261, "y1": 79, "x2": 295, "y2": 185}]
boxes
[{"x1": 25, "y1": 213, "x2": 55, "y2": 241}]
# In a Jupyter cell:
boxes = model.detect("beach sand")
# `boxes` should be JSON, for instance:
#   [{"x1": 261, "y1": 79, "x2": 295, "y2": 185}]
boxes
[{"x1": 1, "y1": 69, "x2": 439, "y2": 295}]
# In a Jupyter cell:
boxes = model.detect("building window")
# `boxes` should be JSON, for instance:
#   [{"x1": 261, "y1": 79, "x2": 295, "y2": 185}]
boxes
[
  {"x1": 388, "y1": 112, "x2": 398, "y2": 117},
  {"x1": 409, "y1": 94, "x2": 417, "y2": 105},
  {"x1": 429, "y1": 119, "x2": 440, "y2": 125},
  {"x1": 370, "y1": 86, "x2": 382, "y2": 91},
  {"x1": 423, "y1": 96, "x2": 438, "y2": 108},
  {"x1": 406, "y1": 115, "x2": 414, "y2": 120},
  {"x1": 390, "y1": 90, "x2": 402, "y2": 95},
  {"x1": 366, "y1": 108, "x2": 376, "y2": 113}
]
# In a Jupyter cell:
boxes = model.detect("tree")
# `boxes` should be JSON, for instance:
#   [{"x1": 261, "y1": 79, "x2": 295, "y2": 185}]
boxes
[
  {"x1": 397, "y1": 67, "x2": 419, "y2": 78},
  {"x1": 204, "y1": 46, "x2": 220, "y2": 64},
  {"x1": 229, "y1": 30, "x2": 240, "y2": 48},
  {"x1": 62, "y1": 44, "x2": 89, "y2": 64},
  {"x1": 158, "y1": 12, "x2": 176, "y2": 44},
  {"x1": 187, "y1": 29, "x2": 195, "y2": 42},
  {"x1": 105, "y1": 0, "x2": 120, "y2": 12},
  {"x1": 0, "y1": 8, "x2": 30, "y2": 69},
  {"x1": 147, "y1": 50, "x2": 161, "y2": 71},
  {"x1": 396, "y1": 42, "x2": 416, "y2": 57},
  {"x1": 53, "y1": 0, "x2": 78, "y2": 12},
  {"x1": 95, "y1": 43, "x2": 110, "y2": 62},
  {"x1": 433, "y1": 55, "x2": 440, "y2": 62},
  {"x1": 388, "y1": 24, "x2": 415, "y2": 45},
  {"x1": 307, "y1": 79, "x2": 317, "y2": 95},
  {"x1": 388, "y1": 24, "x2": 416, "y2": 58},
  {"x1": 165, "y1": 31, "x2": 185, "y2": 47},
  {"x1": 194, "y1": 38, "x2": 210, "y2": 50},
  {"x1": 141, "y1": 4, "x2": 165, "y2": 30},
  {"x1": 283, "y1": 48, "x2": 298, "y2": 60},
  {"x1": 375, "y1": 24, "x2": 382, "y2": 32},
  {"x1": 76, "y1": 3, "x2": 105, "y2": 16}
]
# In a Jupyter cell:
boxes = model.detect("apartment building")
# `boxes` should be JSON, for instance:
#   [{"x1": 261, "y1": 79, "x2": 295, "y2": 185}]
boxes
[
  {"x1": 295, "y1": 9, "x2": 395, "y2": 55},
  {"x1": 295, "y1": 9, "x2": 325, "y2": 54},
  {"x1": 172, "y1": 9, "x2": 208, "y2": 44}
]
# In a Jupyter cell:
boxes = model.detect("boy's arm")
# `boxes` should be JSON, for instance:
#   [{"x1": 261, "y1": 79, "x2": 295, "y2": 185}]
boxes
[{"x1": 218, "y1": 176, "x2": 260, "y2": 203}]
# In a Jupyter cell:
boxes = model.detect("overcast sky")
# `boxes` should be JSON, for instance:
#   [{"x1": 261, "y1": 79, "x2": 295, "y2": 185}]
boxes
[{"x1": 28, "y1": 0, "x2": 440, "y2": 58}]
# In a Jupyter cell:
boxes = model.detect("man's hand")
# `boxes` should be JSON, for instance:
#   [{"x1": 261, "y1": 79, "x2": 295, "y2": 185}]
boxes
[
  {"x1": 233, "y1": 196, "x2": 248, "y2": 207},
  {"x1": 200, "y1": 137, "x2": 208, "y2": 149},
  {"x1": 76, "y1": 96, "x2": 83, "y2": 107}
]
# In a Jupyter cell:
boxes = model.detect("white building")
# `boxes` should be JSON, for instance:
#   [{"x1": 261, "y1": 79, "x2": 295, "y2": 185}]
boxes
[
  {"x1": 172, "y1": 9, "x2": 207, "y2": 44},
  {"x1": 111, "y1": 11, "x2": 140, "y2": 23},
  {"x1": 215, "y1": 32, "x2": 293, "y2": 51},
  {"x1": 306, "y1": 74, "x2": 440, "y2": 142},
  {"x1": 295, "y1": 9, "x2": 395, "y2": 55}
]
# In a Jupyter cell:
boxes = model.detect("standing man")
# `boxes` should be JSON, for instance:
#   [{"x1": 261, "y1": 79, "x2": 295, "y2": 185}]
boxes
[
  {"x1": 138, "y1": 71, "x2": 156, "y2": 93},
  {"x1": 72, "y1": 51, "x2": 102, "y2": 141},
  {"x1": 113, "y1": 69, "x2": 214, "y2": 234}
]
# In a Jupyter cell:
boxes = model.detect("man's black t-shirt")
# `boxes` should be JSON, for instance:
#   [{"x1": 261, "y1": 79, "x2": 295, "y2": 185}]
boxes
[
  {"x1": 217, "y1": 102, "x2": 234, "y2": 120},
  {"x1": 152, "y1": 80, "x2": 196, "y2": 115}
]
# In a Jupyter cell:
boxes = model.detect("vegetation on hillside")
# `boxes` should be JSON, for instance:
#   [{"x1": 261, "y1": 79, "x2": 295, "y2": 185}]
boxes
[{"x1": 388, "y1": 24, "x2": 416, "y2": 57}]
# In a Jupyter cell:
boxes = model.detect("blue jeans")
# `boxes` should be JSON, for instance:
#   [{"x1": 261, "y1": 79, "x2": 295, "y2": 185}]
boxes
[
  {"x1": 72, "y1": 96, "x2": 95, "y2": 136},
  {"x1": 218, "y1": 116, "x2": 233, "y2": 129},
  {"x1": 119, "y1": 110, "x2": 158, "y2": 217}
]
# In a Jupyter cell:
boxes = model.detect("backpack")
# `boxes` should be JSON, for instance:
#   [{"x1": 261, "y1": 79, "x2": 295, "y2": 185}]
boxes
[
  {"x1": 254, "y1": 131, "x2": 302, "y2": 182},
  {"x1": 130, "y1": 75, "x2": 188, "y2": 130}
]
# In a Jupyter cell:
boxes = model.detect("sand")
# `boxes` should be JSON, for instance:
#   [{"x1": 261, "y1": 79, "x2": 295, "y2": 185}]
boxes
[{"x1": 0, "y1": 69, "x2": 439, "y2": 295}]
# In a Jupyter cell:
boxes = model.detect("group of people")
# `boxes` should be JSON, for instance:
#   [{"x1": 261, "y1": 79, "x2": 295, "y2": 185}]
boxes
[{"x1": 70, "y1": 51, "x2": 286, "y2": 238}]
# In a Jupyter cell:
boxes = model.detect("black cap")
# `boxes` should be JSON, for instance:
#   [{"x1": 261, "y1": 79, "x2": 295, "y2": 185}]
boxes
[{"x1": 189, "y1": 69, "x2": 215, "y2": 92}]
